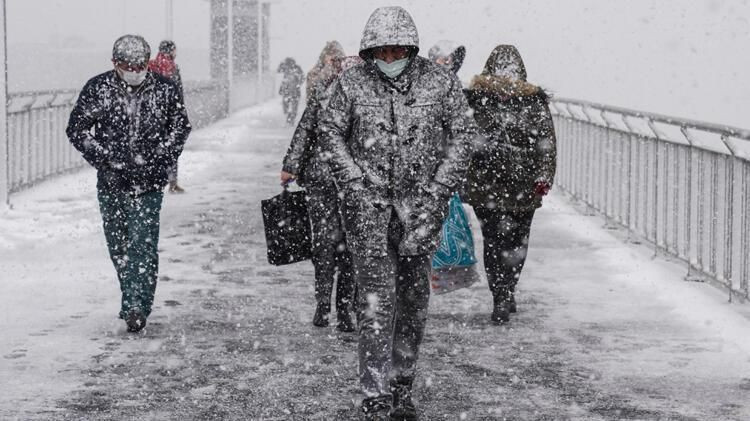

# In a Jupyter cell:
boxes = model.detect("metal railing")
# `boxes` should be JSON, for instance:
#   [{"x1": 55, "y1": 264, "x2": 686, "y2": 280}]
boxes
[
  {"x1": 550, "y1": 97, "x2": 750, "y2": 301},
  {"x1": 4, "y1": 80, "x2": 229, "y2": 195}
]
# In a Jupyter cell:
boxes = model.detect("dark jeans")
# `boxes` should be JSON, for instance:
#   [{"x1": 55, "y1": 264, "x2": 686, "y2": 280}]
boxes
[
  {"x1": 307, "y1": 185, "x2": 355, "y2": 313},
  {"x1": 353, "y1": 209, "x2": 431, "y2": 398},
  {"x1": 282, "y1": 94, "x2": 300, "y2": 124},
  {"x1": 97, "y1": 189, "x2": 164, "y2": 319},
  {"x1": 473, "y1": 208, "x2": 536, "y2": 299}
]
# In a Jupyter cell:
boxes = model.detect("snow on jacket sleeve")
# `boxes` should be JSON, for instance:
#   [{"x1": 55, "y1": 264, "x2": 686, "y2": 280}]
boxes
[
  {"x1": 164, "y1": 82, "x2": 192, "y2": 168},
  {"x1": 433, "y1": 73, "x2": 480, "y2": 191},
  {"x1": 534, "y1": 100, "x2": 557, "y2": 185},
  {"x1": 318, "y1": 80, "x2": 364, "y2": 187},
  {"x1": 66, "y1": 78, "x2": 111, "y2": 171},
  {"x1": 282, "y1": 94, "x2": 319, "y2": 175}
]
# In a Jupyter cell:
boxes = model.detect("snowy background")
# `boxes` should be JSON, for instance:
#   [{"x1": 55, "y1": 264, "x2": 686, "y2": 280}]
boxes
[{"x1": 8, "y1": 0, "x2": 750, "y2": 127}]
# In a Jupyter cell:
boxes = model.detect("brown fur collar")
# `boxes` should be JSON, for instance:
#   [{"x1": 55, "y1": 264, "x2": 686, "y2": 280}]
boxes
[{"x1": 468, "y1": 74, "x2": 546, "y2": 99}]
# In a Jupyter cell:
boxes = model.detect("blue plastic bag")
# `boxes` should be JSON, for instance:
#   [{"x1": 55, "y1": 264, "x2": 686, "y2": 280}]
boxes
[{"x1": 431, "y1": 194, "x2": 480, "y2": 294}]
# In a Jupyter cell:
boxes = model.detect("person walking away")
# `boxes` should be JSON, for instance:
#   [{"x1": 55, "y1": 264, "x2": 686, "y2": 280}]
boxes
[
  {"x1": 319, "y1": 7, "x2": 478, "y2": 420},
  {"x1": 67, "y1": 35, "x2": 191, "y2": 332},
  {"x1": 427, "y1": 40, "x2": 466, "y2": 74},
  {"x1": 277, "y1": 57, "x2": 304, "y2": 125},
  {"x1": 279, "y1": 54, "x2": 362, "y2": 333},
  {"x1": 463, "y1": 45, "x2": 557, "y2": 324},
  {"x1": 305, "y1": 41, "x2": 345, "y2": 99},
  {"x1": 149, "y1": 40, "x2": 186, "y2": 193}
]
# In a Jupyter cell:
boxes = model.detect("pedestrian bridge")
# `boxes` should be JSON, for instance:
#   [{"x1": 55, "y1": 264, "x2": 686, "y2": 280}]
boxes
[{"x1": 1, "y1": 1, "x2": 750, "y2": 419}]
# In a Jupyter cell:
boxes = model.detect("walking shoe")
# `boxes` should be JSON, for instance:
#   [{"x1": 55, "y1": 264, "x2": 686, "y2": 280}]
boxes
[
  {"x1": 312, "y1": 302, "x2": 330, "y2": 327},
  {"x1": 361, "y1": 396, "x2": 391, "y2": 421},
  {"x1": 491, "y1": 295, "x2": 511, "y2": 324},
  {"x1": 126, "y1": 309, "x2": 147, "y2": 332},
  {"x1": 336, "y1": 310, "x2": 356, "y2": 333},
  {"x1": 168, "y1": 182, "x2": 185, "y2": 193},
  {"x1": 390, "y1": 380, "x2": 418, "y2": 420}
]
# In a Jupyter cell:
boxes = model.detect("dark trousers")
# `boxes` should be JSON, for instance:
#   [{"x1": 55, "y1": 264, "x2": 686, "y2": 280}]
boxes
[
  {"x1": 307, "y1": 185, "x2": 355, "y2": 313},
  {"x1": 353, "y1": 210, "x2": 431, "y2": 398},
  {"x1": 97, "y1": 189, "x2": 164, "y2": 319},
  {"x1": 282, "y1": 94, "x2": 300, "y2": 124},
  {"x1": 473, "y1": 208, "x2": 536, "y2": 299}
]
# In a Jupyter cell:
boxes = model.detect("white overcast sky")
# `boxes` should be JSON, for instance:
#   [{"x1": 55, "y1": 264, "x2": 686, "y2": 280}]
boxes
[{"x1": 6, "y1": 0, "x2": 750, "y2": 127}]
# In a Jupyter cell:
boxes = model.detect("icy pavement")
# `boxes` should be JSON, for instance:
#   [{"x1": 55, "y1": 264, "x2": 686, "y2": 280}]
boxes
[{"x1": 2, "y1": 100, "x2": 750, "y2": 420}]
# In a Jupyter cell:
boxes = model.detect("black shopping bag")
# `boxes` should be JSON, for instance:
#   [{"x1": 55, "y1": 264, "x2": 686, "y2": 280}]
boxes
[{"x1": 261, "y1": 188, "x2": 312, "y2": 265}]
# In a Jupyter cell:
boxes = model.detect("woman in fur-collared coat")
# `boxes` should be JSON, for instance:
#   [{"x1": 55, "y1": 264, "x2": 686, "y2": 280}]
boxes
[{"x1": 464, "y1": 45, "x2": 557, "y2": 324}]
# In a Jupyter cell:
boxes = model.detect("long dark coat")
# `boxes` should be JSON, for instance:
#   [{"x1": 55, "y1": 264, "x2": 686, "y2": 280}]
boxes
[
  {"x1": 66, "y1": 70, "x2": 191, "y2": 193},
  {"x1": 463, "y1": 45, "x2": 556, "y2": 211}
]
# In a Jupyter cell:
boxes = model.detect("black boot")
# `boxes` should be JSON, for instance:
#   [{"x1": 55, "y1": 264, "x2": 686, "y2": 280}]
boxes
[
  {"x1": 491, "y1": 292, "x2": 511, "y2": 324},
  {"x1": 312, "y1": 302, "x2": 330, "y2": 327},
  {"x1": 390, "y1": 380, "x2": 417, "y2": 420},
  {"x1": 126, "y1": 309, "x2": 147, "y2": 333},
  {"x1": 336, "y1": 309, "x2": 355, "y2": 333},
  {"x1": 508, "y1": 292, "x2": 517, "y2": 314},
  {"x1": 361, "y1": 396, "x2": 391, "y2": 421}
]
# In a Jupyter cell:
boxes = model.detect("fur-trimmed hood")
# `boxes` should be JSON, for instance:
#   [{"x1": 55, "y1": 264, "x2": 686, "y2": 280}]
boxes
[{"x1": 468, "y1": 74, "x2": 547, "y2": 100}]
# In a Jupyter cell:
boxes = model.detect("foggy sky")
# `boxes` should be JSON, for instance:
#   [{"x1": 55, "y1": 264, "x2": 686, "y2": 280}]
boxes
[{"x1": 6, "y1": 0, "x2": 750, "y2": 128}]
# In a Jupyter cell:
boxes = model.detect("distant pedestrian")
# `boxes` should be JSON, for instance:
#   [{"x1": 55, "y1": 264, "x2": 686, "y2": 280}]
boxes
[
  {"x1": 319, "y1": 7, "x2": 478, "y2": 420},
  {"x1": 67, "y1": 35, "x2": 191, "y2": 332},
  {"x1": 280, "y1": 54, "x2": 361, "y2": 333},
  {"x1": 463, "y1": 45, "x2": 557, "y2": 324},
  {"x1": 427, "y1": 40, "x2": 466, "y2": 74},
  {"x1": 149, "y1": 40, "x2": 187, "y2": 193},
  {"x1": 277, "y1": 57, "x2": 304, "y2": 125},
  {"x1": 305, "y1": 41, "x2": 345, "y2": 99}
]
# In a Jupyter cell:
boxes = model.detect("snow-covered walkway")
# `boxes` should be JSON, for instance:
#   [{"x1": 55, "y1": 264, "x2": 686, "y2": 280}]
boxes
[{"x1": 2, "y1": 100, "x2": 750, "y2": 420}]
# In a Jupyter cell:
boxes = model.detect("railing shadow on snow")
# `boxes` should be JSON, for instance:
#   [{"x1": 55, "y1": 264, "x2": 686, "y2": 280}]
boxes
[{"x1": 551, "y1": 97, "x2": 750, "y2": 302}]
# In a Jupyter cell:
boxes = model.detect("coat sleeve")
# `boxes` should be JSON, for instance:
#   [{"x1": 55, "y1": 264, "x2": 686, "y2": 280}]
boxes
[
  {"x1": 318, "y1": 80, "x2": 363, "y2": 187},
  {"x1": 533, "y1": 99, "x2": 557, "y2": 185},
  {"x1": 164, "y1": 83, "x2": 192, "y2": 167},
  {"x1": 282, "y1": 94, "x2": 319, "y2": 175},
  {"x1": 433, "y1": 74, "x2": 480, "y2": 191},
  {"x1": 66, "y1": 79, "x2": 110, "y2": 171}
]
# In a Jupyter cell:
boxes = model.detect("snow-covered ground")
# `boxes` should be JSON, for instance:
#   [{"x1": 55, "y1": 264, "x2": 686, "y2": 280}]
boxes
[{"x1": 2, "y1": 100, "x2": 750, "y2": 420}]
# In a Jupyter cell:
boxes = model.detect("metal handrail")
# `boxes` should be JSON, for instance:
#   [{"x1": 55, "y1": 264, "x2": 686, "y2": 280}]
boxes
[{"x1": 551, "y1": 97, "x2": 750, "y2": 302}]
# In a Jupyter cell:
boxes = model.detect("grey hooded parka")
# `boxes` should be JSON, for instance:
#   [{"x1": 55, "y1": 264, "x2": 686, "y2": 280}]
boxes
[{"x1": 319, "y1": 6, "x2": 478, "y2": 258}]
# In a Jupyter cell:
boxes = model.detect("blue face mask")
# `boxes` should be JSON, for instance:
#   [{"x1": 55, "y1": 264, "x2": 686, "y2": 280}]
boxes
[{"x1": 375, "y1": 58, "x2": 409, "y2": 79}]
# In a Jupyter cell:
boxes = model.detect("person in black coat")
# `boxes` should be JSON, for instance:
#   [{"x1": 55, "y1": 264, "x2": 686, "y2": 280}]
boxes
[
  {"x1": 277, "y1": 58, "x2": 304, "y2": 125},
  {"x1": 463, "y1": 45, "x2": 557, "y2": 324},
  {"x1": 66, "y1": 34, "x2": 192, "y2": 332}
]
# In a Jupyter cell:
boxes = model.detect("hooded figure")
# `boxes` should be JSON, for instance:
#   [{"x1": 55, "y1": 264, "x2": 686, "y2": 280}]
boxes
[
  {"x1": 318, "y1": 7, "x2": 478, "y2": 420},
  {"x1": 463, "y1": 45, "x2": 557, "y2": 324},
  {"x1": 279, "y1": 56, "x2": 363, "y2": 334},
  {"x1": 427, "y1": 40, "x2": 466, "y2": 74},
  {"x1": 305, "y1": 41, "x2": 345, "y2": 98},
  {"x1": 277, "y1": 57, "x2": 304, "y2": 125},
  {"x1": 67, "y1": 34, "x2": 191, "y2": 333}
]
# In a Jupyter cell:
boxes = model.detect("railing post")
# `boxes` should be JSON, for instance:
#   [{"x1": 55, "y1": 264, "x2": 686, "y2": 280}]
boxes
[{"x1": 0, "y1": 0, "x2": 8, "y2": 206}]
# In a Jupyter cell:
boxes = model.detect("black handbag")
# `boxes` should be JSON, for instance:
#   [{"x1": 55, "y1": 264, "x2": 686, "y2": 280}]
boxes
[{"x1": 261, "y1": 187, "x2": 312, "y2": 265}]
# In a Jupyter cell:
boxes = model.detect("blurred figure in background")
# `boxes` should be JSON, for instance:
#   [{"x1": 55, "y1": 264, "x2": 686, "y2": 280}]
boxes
[
  {"x1": 149, "y1": 40, "x2": 186, "y2": 193},
  {"x1": 280, "y1": 55, "x2": 362, "y2": 333},
  {"x1": 277, "y1": 57, "x2": 304, "y2": 125},
  {"x1": 305, "y1": 41, "x2": 345, "y2": 99},
  {"x1": 427, "y1": 40, "x2": 466, "y2": 74},
  {"x1": 463, "y1": 45, "x2": 557, "y2": 324},
  {"x1": 67, "y1": 35, "x2": 191, "y2": 332}
]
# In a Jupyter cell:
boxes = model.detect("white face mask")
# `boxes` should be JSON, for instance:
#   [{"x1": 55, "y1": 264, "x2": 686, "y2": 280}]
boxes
[
  {"x1": 375, "y1": 58, "x2": 409, "y2": 79},
  {"x1": 118, "y1": 68, "x2": 147, "y2": 86}
]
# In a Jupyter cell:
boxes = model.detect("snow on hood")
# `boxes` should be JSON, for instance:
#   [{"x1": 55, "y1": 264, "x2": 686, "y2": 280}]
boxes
[
  {"x1": 359, "y1": 6, "x2": 419, "y2": 59},
  {"x1": 482, "y1": 44, "x2": 527, "y2": 81},
  {"x1": 427, "y1": 40, "x2": 466, "y2": 74}
]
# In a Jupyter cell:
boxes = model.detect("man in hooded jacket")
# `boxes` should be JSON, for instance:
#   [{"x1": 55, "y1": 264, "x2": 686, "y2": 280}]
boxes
[
  {"x1": 463, "y1": 45, "x2": 557, "y2": 324},
  {"x1": 305, "y1": 41, "x2": 346, "y2": 99},
  {"x1": 67, "y1": 35, "x2": 191, "y2": 332},
  {"x1": 319, "y1": 7, "x2": 478, "y2": 420},
  {"x1": 277, "y1": 58, "x2": 304, "y2": 125}
]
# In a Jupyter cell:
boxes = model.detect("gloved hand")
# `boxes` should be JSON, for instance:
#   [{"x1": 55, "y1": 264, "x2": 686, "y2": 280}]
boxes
[{"x1": 534, "y1": 180, "x2": 551, "y2": 196}]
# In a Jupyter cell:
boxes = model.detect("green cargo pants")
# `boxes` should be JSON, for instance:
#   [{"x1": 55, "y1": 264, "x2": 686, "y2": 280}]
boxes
[{"x1": 97, "y1": 189, "x2": 164, "y2": 319}]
